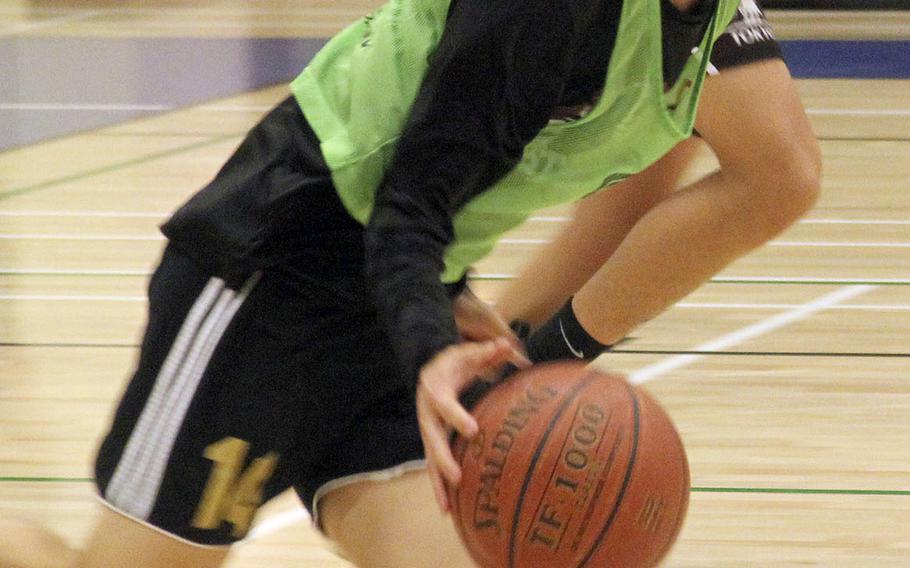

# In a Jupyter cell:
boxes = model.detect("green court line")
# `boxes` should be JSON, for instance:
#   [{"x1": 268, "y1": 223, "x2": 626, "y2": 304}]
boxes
[
  {"x1": 0, "y1": 133, "x2": 242, "y2": 202},
  {"x1": 2, "y1": 271, "x2": 909, "y2": 287},
  {"x1": 469, "y1": 275, "x2": 910, "y2": 286},
  {"x1": 1, "y1": 477, "x2": 907, "y2": 496}
]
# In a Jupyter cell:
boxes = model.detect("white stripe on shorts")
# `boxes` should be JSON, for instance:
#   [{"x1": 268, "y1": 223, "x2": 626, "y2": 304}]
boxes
[{"x1": 105, "y1": 273, "x2": 260, "y2": 520}]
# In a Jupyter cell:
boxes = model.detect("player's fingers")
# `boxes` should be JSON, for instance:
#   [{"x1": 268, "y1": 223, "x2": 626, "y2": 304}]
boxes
[
  {"x1": 453, "y1": 291, "x2": 514, "y2": 343},
  {"x1": 431, "y1": 386, "x2": 478, "y2": 439},
  {"x1": 427, "y1": 461, "x2": 450, "y2": 514},
  {"x1": 471, "y1": 306, "x2": 514, "y2": 341},
  {"x1": 417, "y1": 389, "x2": 463, "y2": 487},
  {"x1": 462, "y1": 337, "x2": 530, "y2": 371},
  {"x1": 444, "y1": 338, "x2": 529, "y2": 386},
  {"x1": 508, "y1": 347, "x2": 532, "y2": 369},
  {"x1": 455, "y1": 337, "x2": 509, "y2": 368}
]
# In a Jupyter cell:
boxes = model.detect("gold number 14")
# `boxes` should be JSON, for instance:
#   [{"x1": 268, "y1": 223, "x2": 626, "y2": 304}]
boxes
[{"x1": 192, "y1": 436, "x2": 279, "y2": 538}]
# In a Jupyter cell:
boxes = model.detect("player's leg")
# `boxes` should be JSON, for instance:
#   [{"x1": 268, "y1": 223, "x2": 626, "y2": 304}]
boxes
[
  {"x1": 76, "y1": 506, "x2": 229, "y2": 568},
  {"x1": 0, "y1": 248, "x2": 240, "y2": 568},
  {"x1": 498, "y1": 0, "x2": 817, "y2": 343},
  {"x1": 304, "y1": 381, "x2": 476, "y2": 568},
  {"x1": 0, "y1": 516, "x2": 78, "y2": 568},
  {"x1": 63, "y1": 247, "x2": 328, "y2": 568},
  {"x1": 88, "y1": 247, "x2": 279, "y2": 567},
  {"x1": 320, "y1": 470, "x2": 476, "y2": 568}
]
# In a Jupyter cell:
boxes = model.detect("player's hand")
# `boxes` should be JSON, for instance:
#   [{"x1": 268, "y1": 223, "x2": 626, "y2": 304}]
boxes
[
  {"x1": 417, "y1": 338, "x2": 530, "y2": 514},
  {"x1": 452, "y1": 288, "x2": 525, "y2": 382},
  {"x1": 453, "y1": 288, "x2": 519, "y2": 345}
]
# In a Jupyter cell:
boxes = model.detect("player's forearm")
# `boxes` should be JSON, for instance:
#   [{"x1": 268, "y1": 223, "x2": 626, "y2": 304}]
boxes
[
  {"x1": 572, "y1": 167, "x2": 816, "y2": 346},
  {"x1": 496, "y1": 139, "x2": 701, "y2": 328},
  {"x1": 572, "y1": 60, "x2": 820, "y2": 347},
  {"x1": 494, "y1": 206, "x2": 615, "y2": 328}
]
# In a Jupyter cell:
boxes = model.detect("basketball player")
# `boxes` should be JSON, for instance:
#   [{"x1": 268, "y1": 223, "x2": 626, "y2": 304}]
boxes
[{"x1": 0, "y1": 0, "x2": 819, "y2": 566}]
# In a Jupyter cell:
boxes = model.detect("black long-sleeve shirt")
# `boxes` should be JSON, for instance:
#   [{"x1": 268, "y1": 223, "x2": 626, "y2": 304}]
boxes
[{"x1": 364, "y1": 0, "x2": 715, "y2": 382}]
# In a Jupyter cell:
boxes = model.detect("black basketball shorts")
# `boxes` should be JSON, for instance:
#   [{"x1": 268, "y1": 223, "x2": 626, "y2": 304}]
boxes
[
  {"x1": 94, "y1": 244, "x2": 426, "y2": 546},
  {"x1": 710, "y1": 0, "x2": 782, "y2": 74}
]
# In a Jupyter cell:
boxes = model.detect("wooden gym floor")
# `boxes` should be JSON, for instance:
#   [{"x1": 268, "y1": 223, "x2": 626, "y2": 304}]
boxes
[{"x1": 1, "y1": 2, "x2": 908, "y2": 566}]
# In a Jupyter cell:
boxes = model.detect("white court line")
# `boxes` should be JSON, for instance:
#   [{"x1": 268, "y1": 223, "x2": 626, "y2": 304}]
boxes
[
  {"x1": 773, "y1": 241, "x2": 910, "y2": 248},
  {"x1": 247, "y1": 507, "x2": 311, "y2": 541},
  {"x1": 498, "y1": 238, "x2": 910, "y2": 248},
  {"x1": 0, "y1": 211, "x2": 167, "y2": 218},
  {"x1": 0, "y1": 103, "x2": 271, "y2": 113},
  {"x1": 0, "y1": 103, "x2": 171, "y2": 112},
  {"x1": 244, "y1": 285, "x2": 877, "y2": 539},
  {"x1": 78, "y1": 6, "x2": 361, "y2": 17},
  {"x1": 478, "y1": 273, "x2": 910, "y2": 284},
  {"x1": 628, "y1": 285, "x2": 875, "y2": 384},
  {"x1": 3, "y1": 234, "x2": 909, "y2": 248},
  {"x1": 201, "y1": 105, "x2": 273, "y2": 112},
  {"x1": 805, "y1": 108, "x2": 910, "y2": 117},
  {"x1": 2, "y1": 295, "x2": 907, "y2": 312},
  {"x1": 0, "y1": 271, "x2": 907, "y2": 285},
  {"x1": 2, "y1": 211, "x2": 908, "y2": 227},
  {"x1": 800, "y1": 219, "x2": 910, "y2": 226},
  {"x1": 0, "y1": 268, "x2": 151, "y2": 276},
  {"x1": 526, "y1": 216, "x2": 910, "y2": 225},
  {"x1": 710, "y1": 276, "x2": 909, "y2": 285},
  {"x1": 0, "y1": 294, "x2": 145, "y2": 301},
  {"x1": 675, "y1": 302, "x2": 910, "y2": 311},
  {"x1": 0, "y1": 234, "x2": 163, "y2": 241}
]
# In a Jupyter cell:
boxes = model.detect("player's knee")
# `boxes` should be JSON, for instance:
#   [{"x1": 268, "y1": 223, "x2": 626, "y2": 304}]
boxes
[
  {"x1": 786, "y1": 135, "x2": 822, "y2": 213},
  {"x1": 775, "y1": 149, "x2": 820, "y2": 224},
  {"x1": 320, "y1": 473, "x2": 476, "y2": 568},
  {"x1": 744, "y1": 139, "x2": 821, "y2": 237}
]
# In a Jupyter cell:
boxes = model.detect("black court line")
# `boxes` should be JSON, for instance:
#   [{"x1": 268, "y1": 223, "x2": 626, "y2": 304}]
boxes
[
  {"x1": 2, "y1": 273, "x2": 909, "y2": 287},
  {"x1": 1, "y1": 477, "x2": 907, "y2": 497},
  {"x1": 1, "y1": 342, "x2": 907, "y2": 358},
  {"x1": 0, "y1": 134, "x2": 242, "y2": 201}
]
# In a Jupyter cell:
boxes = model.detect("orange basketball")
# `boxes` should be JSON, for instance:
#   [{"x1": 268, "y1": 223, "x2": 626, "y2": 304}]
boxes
[{"x1": 449, "y1": 361, "x2": 690, "y2": 568}]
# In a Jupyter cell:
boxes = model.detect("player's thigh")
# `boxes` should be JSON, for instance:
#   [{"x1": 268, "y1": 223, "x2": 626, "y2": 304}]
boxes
[
  {"x1": 74, "y1": 506, "x2": 229, "y2": 568},
  {"x1": 320, "y1": 470, "x2": 476, "y2": 568},
  {"x1": 94, "y1": 246, "x2": 381, "y2": 554}
]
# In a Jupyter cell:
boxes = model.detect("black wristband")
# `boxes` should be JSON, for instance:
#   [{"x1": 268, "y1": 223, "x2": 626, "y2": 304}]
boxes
[
  {"x1": 444, "y1": 272, "x2": 470, "y2": 298},
  {"x1": 510, "y1": 319, "x2": 532, "y2": 342},
  {"x1": 524, "y1": 299, "x2": 610, "y2": 362}
]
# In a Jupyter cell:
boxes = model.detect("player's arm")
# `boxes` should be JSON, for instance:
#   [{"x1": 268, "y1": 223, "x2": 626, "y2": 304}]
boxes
[
  {"x1": 364, "y1": 0, "x2": 601, "y2": 509},
  {"x1": 365, "y1": 0, "x2": 576, "y2": 379},
  {"x1": 568, "y1": 64, "x2": 819, "y2": 347},
  {"x1": 495, "y1": 139, "x2": 701, "y2": 328},
  {"x1": 498, "y1": 1, "x2": 818, "y2": 357}
]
